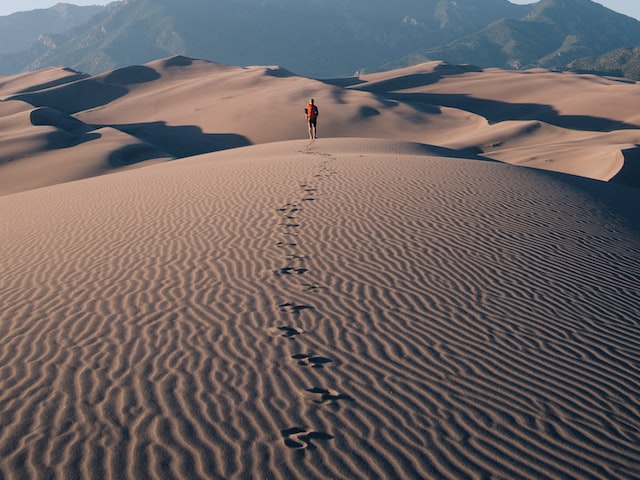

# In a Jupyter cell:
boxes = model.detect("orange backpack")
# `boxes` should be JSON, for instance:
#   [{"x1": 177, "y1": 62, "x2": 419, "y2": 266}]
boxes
[{"x1": 307, "y1": 103, "x2": 317, "y2": 119}]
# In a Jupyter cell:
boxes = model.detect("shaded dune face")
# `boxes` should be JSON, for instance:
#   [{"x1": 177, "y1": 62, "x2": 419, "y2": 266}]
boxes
[
  {"x1": 1, "y1": 57, "x2": 640, "y2": 196},
  {"x1": 1, "y1": 138, "x2": 639, "y2": 479}
]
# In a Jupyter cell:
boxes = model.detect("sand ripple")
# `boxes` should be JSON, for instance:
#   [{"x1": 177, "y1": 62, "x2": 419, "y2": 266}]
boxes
[{"x1": 1, "y1": 139, "x2": 639, "y2": 479}]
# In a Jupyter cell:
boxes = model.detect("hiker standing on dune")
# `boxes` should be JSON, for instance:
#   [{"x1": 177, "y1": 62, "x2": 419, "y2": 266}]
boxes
[{"x1": 305, "y1": 99, "x2": 318, "y2": 139}]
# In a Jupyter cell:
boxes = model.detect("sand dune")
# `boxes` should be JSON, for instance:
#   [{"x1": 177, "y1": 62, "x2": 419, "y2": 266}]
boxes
[
  {"x1": 2, "y1": 56, "x2": 640, "y2": 195},
  {"x1": 1, "y1": 56, "x2": 640, "y2": 478},
  {"x1": 352, "y1": 63, "x2": 640, "y2": 182},
  {"x1": 1, "y1": 138, "x2": 639, "y2": 479},
  {"x1": 0, "y1": 100, "x2": 173, "y2": 195},
  {"x1": 0, "y1": 66, "x2": 88, "y2": 99}
]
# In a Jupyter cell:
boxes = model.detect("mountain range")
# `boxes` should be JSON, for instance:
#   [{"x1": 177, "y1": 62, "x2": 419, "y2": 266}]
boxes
[
  {"x1": 0, "y1": 3, "x2": 103, "y2": 55},
  {"x1": 0, "y1": 0, "x2": 639, "y2": 79}
]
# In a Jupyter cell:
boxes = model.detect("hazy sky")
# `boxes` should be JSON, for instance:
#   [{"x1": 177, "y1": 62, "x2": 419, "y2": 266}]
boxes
[
  {"x1": 0, "y1": 0, "x2": 638, "y2": 20},
  {"x1": 0, "y1": 1, "x2": 111, "y2": 16},
  {"x1": 509, "y1": 0, "x2": 640, "y2": 20}
]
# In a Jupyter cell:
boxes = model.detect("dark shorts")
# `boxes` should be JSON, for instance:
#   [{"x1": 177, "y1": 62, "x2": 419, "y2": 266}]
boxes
[{"x1": 308, "y1": 117, "x2": 317, "y2": 127}]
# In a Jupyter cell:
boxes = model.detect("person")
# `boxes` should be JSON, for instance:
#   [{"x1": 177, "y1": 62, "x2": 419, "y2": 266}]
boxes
[{"x1": 305, "y1": 99, "x2": 318, "y2": 139}]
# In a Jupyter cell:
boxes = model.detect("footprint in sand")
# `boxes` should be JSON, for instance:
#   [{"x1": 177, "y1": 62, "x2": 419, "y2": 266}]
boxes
[
  {"x1": 279, "y1": 302, "x2": 315, "y2": 314},
  {"x1": 281, "y1": 222, "x2": 301, "y2": 228},
  {"x1": 305, "y1": 387, "x2": 353, "y2": 404},
  {"x1": 276, "y1": 241, "x2": 297, "y2": 248},
  {"x1": 292, "y1": 353, "x2": 332, "y2": 368},
  {"x1": 277, "y1": 204, "x2": 301, "y2": 214},
  {"x1": 301, "y1": 282, "x2": 322, "y2": 292},
  {"x1": 280, "y1": 427, "x2": 334, "y2": 450},
  {"x1": 273, "y1": 326, "x2": 304, "y2": 339},
  {"x1": 274, "y1": 267, "x2": 308, "y2": 276},
  {"x1": 277, "y1": 208, "x2": 301, "y2": 221}
]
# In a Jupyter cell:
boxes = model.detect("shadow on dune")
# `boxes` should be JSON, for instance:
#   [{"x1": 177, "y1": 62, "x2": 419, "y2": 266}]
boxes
[
  {"x1": 322, "y1": 77, "x2": 367, "y2": 88},
  {"x1": 29, "y1": 106, "x2": 247, "y2": 161},
  {"x1": 14, "y1": 63, "x2": 245, "y2": 160},
  {"x1": 16, "y1": 68, "x2": 91, "y2": 94},
  {"x1": 391, "y1": 141, "x2": 495, "y2": 162},
  {"x1": 533, "y1": 167, "x2": 640, "y2": 235},
  {"x1": 31, "y1": 107, "x2": 92, "y2": 135},
  {"x1": 11, "y1": 80, "x2": 129, "y2": 115},
  {"x1": 108, "y1": 143, "x2": 172, "y2": 167},
  {"x1": 30, "y1": 107, "x2": 101, "y2": 149},
  {"x1": 262, "y1": 66, "x2": 297, "y2": 78},
  {"x1": 8, "y1": 66, "x2": 162, "y2": 114},
  {"x1": 610, "y1": 146, "x2": 640, "y2": 188},
  {"x1": 104, "y1": 65, "x2": 161, "y2": 86},
  {"x1": 425, "y1": 144, "x2": 495, "y2": 161},
  {"x1": 110, "y1": 121, "x2": 251, "y2": 157},
  {"x1": 42, "y1": 130, "x2": 101, "y2": 150},
  {"x1": 383, "y1": 92, "x2": 639, "y2": 132},
  {"x1": 324, "y1": 63, "x2": 483, "y2": 90},
  {"x1": 164, "y1": 56, "x2": 193, "y2": 68},
  {"x1": 336, "y1": 63, "x2": 638, "y2": 134}
]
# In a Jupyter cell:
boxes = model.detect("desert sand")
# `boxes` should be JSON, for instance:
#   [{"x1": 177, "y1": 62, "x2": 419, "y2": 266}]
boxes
[
  {"x1": 1, "y1": 57, "x2": 640, "y2": 479},
  {"x1": 2, "y1": 57, "x2": 640, "y2": 195}
]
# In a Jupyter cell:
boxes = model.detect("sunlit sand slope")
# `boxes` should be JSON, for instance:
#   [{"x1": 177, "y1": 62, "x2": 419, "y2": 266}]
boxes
[{"x1": 1, "y1": 139, "x2": 639, "y2": 479}]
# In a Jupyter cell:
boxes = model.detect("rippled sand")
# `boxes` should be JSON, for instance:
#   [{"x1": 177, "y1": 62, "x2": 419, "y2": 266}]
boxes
[{"x1": 2, "y1": 138, "x2": 639, "y2": 479}]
